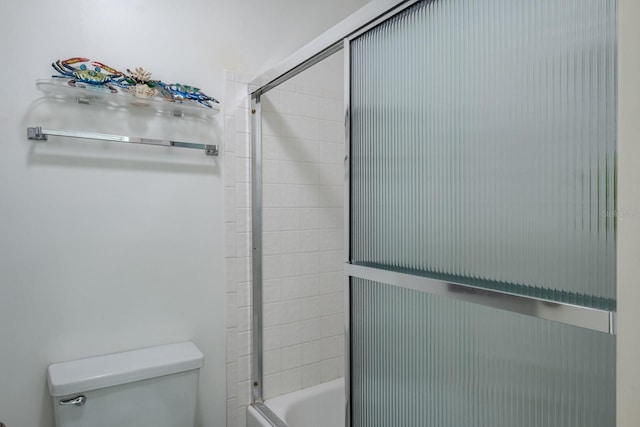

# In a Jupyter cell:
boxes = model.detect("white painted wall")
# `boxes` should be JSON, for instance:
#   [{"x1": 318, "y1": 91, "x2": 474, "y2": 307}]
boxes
[
  {"x1": 0, "y1": 1, "x2": 369, "y2": 427},
  {"x1": 617, "y1": 0, "x2": 640, "y2": 425}
]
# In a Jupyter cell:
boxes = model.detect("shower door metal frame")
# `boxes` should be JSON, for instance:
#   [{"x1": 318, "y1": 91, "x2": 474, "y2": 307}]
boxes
[{"x1": 248, "y1": 1, "x2": 617, "y2": 426}]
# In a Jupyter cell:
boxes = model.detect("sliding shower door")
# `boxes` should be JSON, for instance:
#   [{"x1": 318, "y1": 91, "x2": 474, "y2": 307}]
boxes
[{"x1": 347, "y1": 0, "x2": 617, "y2": 426}]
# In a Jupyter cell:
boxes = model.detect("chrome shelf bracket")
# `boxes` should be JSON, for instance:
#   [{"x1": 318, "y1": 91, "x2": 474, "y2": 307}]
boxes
[{"x1": 27, "y1": 126, "x2": 48, "y2": 141}]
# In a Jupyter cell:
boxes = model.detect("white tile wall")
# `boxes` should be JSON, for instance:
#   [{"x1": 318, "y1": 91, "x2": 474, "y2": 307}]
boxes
[
  {"x1": 259, "y1": 83, "x2": 345, "y2": 400},
  {"x1": 224, "y1": 70, "x2": 253, "y2": 427},
  {"x1": 224, "y1": 69, "x2": 345, "y2": 427}
]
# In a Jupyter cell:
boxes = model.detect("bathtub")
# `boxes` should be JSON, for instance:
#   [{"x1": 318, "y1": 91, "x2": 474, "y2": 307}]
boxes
[{"x1": 246, "y1": 378, "x2": 345, "y2": 427}]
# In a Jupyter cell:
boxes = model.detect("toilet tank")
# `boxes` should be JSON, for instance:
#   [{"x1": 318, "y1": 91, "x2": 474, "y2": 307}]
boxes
[{"x1": 47, "y1": 342, "x2": 203, "y2": 427}]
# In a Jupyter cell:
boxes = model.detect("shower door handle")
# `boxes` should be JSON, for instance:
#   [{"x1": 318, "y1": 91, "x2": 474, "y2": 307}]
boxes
[{"x1": 59, "y1": 395, "x2": 86, "y2": 406}]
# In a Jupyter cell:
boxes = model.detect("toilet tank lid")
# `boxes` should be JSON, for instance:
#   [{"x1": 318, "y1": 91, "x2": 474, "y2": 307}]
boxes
[{"x1": 47, "y1": 342, "x2": 203, "y2": 397}]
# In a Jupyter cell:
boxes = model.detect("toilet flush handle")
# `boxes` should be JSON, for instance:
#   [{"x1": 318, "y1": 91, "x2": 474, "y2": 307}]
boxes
[{"x1": 59, "y1": 395, "x2": 86, "y2": 406}]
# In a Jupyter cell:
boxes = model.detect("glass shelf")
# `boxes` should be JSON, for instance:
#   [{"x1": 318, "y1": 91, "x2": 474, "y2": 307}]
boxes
[{"x1": 36, "y1": 78, "x2": 221, "y2": 119}]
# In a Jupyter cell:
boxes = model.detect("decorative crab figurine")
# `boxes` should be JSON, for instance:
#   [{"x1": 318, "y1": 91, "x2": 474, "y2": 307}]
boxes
[
  {"x1": 51, "y1": 57, "x2": 131, "y2": 93},
  {"x1": 158, "y1": 82, "x2": 219, "y2": 108}
]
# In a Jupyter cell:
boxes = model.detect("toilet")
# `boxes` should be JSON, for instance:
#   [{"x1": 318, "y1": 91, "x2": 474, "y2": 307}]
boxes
[{"x1": 47, "y1": 342, "x2": 203, "y2": 427}]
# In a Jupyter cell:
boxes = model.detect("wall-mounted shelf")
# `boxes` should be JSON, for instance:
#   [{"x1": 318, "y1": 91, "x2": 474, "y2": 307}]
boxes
[
  {"x1": 27, "y1": 127, "x2": 219, "y2": 156},
  {"x1": 36, "y1": 79, "x2": 221, "y2": 119},
  {"x1": 31, "y1": 78, "x2": 221, "y2": 156}
]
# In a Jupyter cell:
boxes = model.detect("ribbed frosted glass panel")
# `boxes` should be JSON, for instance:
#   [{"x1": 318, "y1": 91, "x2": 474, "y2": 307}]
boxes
[
  {"x1": 350, "y1": 0, "x2": 617, "y2": 308},
  {"x1": 351, "y1": 278, "x2": 616, "y2": 427}
]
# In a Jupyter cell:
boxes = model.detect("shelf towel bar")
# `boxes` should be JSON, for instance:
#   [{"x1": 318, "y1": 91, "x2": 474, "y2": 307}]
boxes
[{"x1": 27, "y1": 127, "x2": 219, "y2": 156}]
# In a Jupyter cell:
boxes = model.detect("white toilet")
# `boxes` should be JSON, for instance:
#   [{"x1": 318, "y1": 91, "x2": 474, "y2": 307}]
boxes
[{"x1": 47, "y1": 342, "x2": 203, "y2": 427}]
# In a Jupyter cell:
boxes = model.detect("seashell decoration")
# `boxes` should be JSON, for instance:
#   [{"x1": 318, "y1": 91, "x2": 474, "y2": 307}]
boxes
[
  {"x1": 132, "y1": 83, "x2": 158, "y2": 99},
  {"x1": 127, "y1": 67, "x2": 158, "y2": 99},
  {"x1": 127, "y1": 67, "x2": 154, "y2": 84}
]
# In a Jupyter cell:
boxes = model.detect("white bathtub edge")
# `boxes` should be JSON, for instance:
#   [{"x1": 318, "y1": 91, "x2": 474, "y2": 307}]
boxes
[
  {"x1": 266, "y1": 378, "x2": 344, "y2": 421},
  {"x1": 245, "y1": 378, "x2": 345, "y2": 427}
]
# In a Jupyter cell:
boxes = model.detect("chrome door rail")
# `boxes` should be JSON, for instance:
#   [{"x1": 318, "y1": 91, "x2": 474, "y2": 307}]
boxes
[
  {"x1": 251, "y1": 96, "x2": 264, "y2": 404},
  {"x1": 250, "y1": 0, "x2": 415, "y2": 99},
  {"x1": 346, "y1": 263, "x2": 616, "y2": 335},
  {"x1": 251, "y1": 42, "x2": 343, "y2": 99},
  {"x1": 343, "y1": 37, "x2": 352, "y2": 427}
]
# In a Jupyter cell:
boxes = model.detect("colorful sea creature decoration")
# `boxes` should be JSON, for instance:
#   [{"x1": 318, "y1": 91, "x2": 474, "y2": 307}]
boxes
[
  {"x1": 50, "y1": 57, "x2": 219, "y2": 108},
  {"x1": 157, "y1": 82, "x2": 219, "y2": 108},
  {"x1": 51, "y1": 58, "x2": 130, "y2": 93}
]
